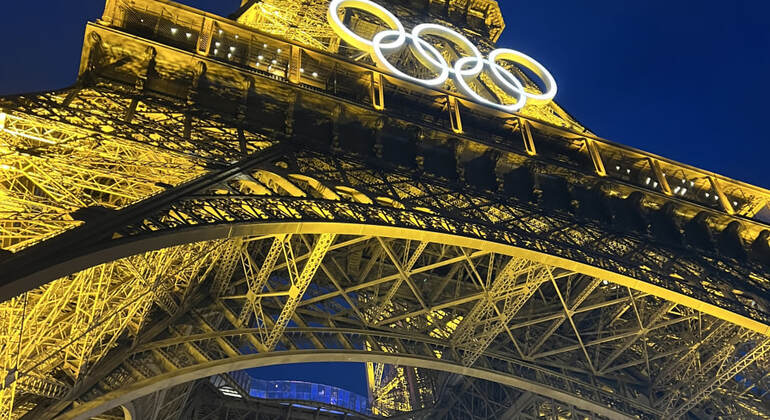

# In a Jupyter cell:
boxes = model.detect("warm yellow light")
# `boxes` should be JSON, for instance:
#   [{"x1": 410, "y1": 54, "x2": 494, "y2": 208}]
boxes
[{"x1": 2, "y1": 128, "x2": 56, "y2": 144}]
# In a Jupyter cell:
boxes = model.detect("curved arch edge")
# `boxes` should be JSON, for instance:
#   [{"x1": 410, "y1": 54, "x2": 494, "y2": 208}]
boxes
[
  {"x1": 9, "y1": 222, "x2": 770, "y2": 338},
  {"x1": 56, "y1": 350, "x2": 636, "y2": 420}
]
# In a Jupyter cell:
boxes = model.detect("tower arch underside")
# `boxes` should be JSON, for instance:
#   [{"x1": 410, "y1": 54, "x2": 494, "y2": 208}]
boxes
[
  {"x1": 12, "y1": 217, "x2": 770, "y2": 338},
  {"x1": 58, "y1": 350, "x2": 645, "y2": 420},
  {"x1": 6, "y1": 210, "x2": 770, "y2": 419},
  {"x1": 1, "y1": 18, "x2": 770, "y2": 415},
  {"x1": 4, "y1": 143, "x2": 770, "y2": 338},
  {"x1": 2, "y1": 87, "x2": 770, "y2": 418}
]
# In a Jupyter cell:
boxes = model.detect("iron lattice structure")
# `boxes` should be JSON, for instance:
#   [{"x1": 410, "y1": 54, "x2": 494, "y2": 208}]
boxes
[{"x1": 1, "y1": 0, "x2": 770, "y2": 419}]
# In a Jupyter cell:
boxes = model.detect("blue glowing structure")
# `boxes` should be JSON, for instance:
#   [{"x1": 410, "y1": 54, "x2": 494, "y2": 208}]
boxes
[
  {"x1": 211, "y1": 371, "x2": 369, "y2": 414},
  {"x1": 250, "y1": 378, "x2": 369, "y2": 413}
]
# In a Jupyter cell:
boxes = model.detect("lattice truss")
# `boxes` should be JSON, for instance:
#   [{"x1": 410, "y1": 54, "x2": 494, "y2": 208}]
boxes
[
  {"x1": 0, "y1": 81, "x2": 276, "y2": 253},
  {"x1": 438, "y1": 379, "x2": 617, "y2": 420},
  {"x1": 0, "y1": 108, "x2": 205, "y2": 252},
  {"x1": 1, "y1": 87, "x2": 769, "y2": 418},
  {"x1": 1, "y1": 0, "x2": 770, "y2": 417},
  {"x1": 0, "y1": 81, "x2": 273, "y2": 419},
  {"x1": 0, "y1": 92, "x2": 769, "y2": 418},
  {"x1": 0, "y1": 241, "x2": 229, "y2": 419},
  {"x1": 237, "y1": 0, "x2": 338, "y2": 50},
  {"x1": 4, "y1": 231, "x2": 770, "y2": 419}
]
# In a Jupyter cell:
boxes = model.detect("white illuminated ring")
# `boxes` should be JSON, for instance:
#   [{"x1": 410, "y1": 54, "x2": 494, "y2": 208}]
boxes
[
  {"x1": 372, "y1": 30, "x2": 450, "y2": 87},
  {"x1": 454, "y1": 57, "x2": 527, "y2": 113},
  {"x1": 410, "y1": 23, "x2": 484, "y2": 76},
  {"x1": 327, "y1": 1, "x2": 558, "y2": 112},
  {"x1": 488, "y1": 49, "x2": 557, "y2": 105},
  {"x1": 327, "y1": 0, "x2": 405, "y2": 51}
]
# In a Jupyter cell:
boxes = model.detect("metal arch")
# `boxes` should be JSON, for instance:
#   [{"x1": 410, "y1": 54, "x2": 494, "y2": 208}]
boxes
[
  {"x1": 3, "y1": 78, "x2": 770, "y2": 338},
  {"x1": 3, "y1": 218, "x2": 770, "y2": 339},
  {"x1": 2, "y1": 139, "x2": 769, "y2": 339},
  {"x1": 55, "y1": 349, "x2": 637, "y2": 420},
  {"x1": 5, "y1": 231, "x2": 692, "y2": 419},
  {"x1": 3, "y1": 142, "x2": 770, "y2": 418},
  {"x1": 5, "y1": 231, "x2": 768, "y2": 419}
]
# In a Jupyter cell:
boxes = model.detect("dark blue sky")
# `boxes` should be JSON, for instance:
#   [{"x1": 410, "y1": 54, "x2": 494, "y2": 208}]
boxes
[{"x1": 0, "y1": 0, "x2": 768, "y2": 396}]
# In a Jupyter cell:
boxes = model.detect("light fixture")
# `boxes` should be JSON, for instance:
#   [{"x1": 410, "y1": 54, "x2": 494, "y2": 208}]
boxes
[
  {"x1": 170, "y1": 27, "x2": 178, "y2": 35},
  {"x1": 312, "y1": 72, "x2": 319, "y2": 77},
  {"x1": 258, "y1": 55, "x2": 264, "y2": 61}
]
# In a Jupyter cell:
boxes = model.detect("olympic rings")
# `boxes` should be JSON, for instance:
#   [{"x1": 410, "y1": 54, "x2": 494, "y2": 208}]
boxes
[{"x1": 327, "y1": 0, "x2": 558, "y2": 112}]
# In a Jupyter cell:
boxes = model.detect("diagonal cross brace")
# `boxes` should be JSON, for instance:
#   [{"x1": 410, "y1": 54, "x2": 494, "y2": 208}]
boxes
[
  {"x1": 237, "y1": 235, "x2": 289, "y2": 329},
  {"x1": 263, "y1": 234, "x2": 335, "y2": 351},
  {"x1": 372, "y1": 240, "x2": 428, "y2": 322},
  {"x1": 665, "y1": 336, "x2": 770, "y2": 419},
  {"x1": 453, "y1": 258, "x2": 551, "y2": 367}
]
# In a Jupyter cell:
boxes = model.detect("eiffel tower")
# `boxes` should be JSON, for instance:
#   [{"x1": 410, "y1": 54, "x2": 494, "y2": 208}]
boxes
[{"x1": 1, "y1": 0, "x2": 770, "y2": 418}]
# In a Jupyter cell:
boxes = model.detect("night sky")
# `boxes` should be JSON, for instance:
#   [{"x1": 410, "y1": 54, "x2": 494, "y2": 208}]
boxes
[{"x1": 1, "y1": 0, "x2": 768, "y2": 396}]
